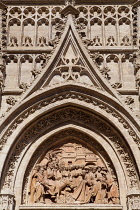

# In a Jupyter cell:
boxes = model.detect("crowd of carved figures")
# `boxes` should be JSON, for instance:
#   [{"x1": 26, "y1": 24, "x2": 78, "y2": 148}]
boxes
[{"x1": 28, "y1": 143, "x2": 119, "y2": 205}]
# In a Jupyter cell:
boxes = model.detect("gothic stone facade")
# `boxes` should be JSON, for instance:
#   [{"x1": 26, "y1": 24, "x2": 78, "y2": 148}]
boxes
[{"x1": 0, "y1": 0, "x2": 140, "y2": 210}]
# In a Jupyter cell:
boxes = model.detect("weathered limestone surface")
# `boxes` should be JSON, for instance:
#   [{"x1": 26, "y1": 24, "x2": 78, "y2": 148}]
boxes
[{"x1": 0, "y1": 0, "x2": 139, "y2": 210}]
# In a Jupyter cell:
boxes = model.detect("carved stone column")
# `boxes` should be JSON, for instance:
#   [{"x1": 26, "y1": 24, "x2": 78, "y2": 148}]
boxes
[
  {"x1": 127, "y1": 190, "x2": 140, "y2": 210},
  {"x1": 0, "y1": 55, "x2": 6, "y2": 93},
  {"x1": 0, "y1": 189, "x2": 15, "y2": 210},
  {"x1": 0, "y1": 1, "x2": 7, "y2": 50},
  {"x1": 0, "y1": 2, "x2": 6, "y2": 97},
  {"x1": 137, "y1": 4, "x2": 140, "y2": 47}
]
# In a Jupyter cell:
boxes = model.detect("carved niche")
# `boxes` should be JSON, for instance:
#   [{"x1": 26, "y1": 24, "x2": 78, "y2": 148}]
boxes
[{"x1": 28, "y1": 141, "x2": 119, "y2": 205}]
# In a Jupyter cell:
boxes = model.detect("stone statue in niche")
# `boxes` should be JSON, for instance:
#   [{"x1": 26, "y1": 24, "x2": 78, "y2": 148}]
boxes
[{"x1": 28, "y1": 142, "x2": 119, "y2": 205}]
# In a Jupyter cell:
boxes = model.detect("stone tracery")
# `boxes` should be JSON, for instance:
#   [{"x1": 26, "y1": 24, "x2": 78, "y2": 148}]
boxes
[{"x1": 0, "y1": 1, "x2": 140, "y2": 210}]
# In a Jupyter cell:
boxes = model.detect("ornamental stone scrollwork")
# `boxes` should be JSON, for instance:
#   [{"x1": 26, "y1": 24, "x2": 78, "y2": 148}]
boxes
[
  {"x1": 134, "y1": 51, "x2": 140, "y2": 74},
  {"x1": 82, "y1": 38, "x2": 102, "y2": 48},
  {"x1": 90, "y1": 52, "x2": 100, "y2": 63},
  {"x1": 9, "y1": 37, "x2": 18, "y2": 47},
  {"x1": 48, "y1": 42, "x2": 94, "y2": 86},
  {"x1": 3, "y1": 107, "x2": 139, "y2": 191},
  {"x1": 121, "y1": 36, "x2": 131, "y2": 46},
  {"x1": 61, "y1": 0, "x2": 79, "y2": 16},
  {"x1": 39, "y1": 53, "x2": 51, "y2": 68},
  {"x1": 19, "y1": 82, "x2": 29, "y2": 92},
  {"x1": 106, "y1": 36, "x2": 117, "y2": 46},
  {"x1": 37, "y1": 37, "x2": 48, "y2": 47},
  {"x1": 99, "y1": 67, "x2": 111, "y2": 80},
  {"x1": 48, "y1": 32, "x2": 62, "y2": 48},
  {"x1": 0, "y1": 6, "x2": 7, "y2": 51},
  {"x1": 111, "y1": 83, "x2": 122, "y2": 89},
  {"x1": 125, "y1": 97, "x2": 134, "y2": 105},
  {"x1": 0, "y1": 91, "x2": 139, "y2": 153},
  {"x1": 23, "y1": 37, "x2": 33, "y2": 47},
  {"x1": 0, "y1": 54, "x2": 6, "y2": 93},
  {"x1": 132, "y1": 6, "x2": 138, "y2": 47},
  {"x1": 31, "y1": 69, "x2": 41, "y2": 79},
  {"x1": 6, "y1": 96, "x2": 17, "y2": 106},
  {"x1": 54, "y1": 55, "x2": 83, "y2": 83},
  {"x1": 134, "y1": 50, "x2": 140, "y2": 99},
  {"x1": 65, "y1": 0, "x2": 75, "y2": 6},
  {"x1": 28, "y1": 142, "x2": 119, "y2": 205},
  {"x1": 92, "y1": 36, "x2": 102, "y2": 46}
]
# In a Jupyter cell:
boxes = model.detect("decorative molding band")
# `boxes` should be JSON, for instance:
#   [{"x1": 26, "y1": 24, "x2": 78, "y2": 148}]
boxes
[
  {"x1": 1, "y1": 90, "x2": 139, "y2": 152},
  {"x1": 19, "y1": 205, "x2": 123, "y2": 210},
  {"x1": 1, "y1": 0, "x2": 137, "y2": 5},
  {"x1": 3, "y1": 106, "x2": 139, "y2": 191}
]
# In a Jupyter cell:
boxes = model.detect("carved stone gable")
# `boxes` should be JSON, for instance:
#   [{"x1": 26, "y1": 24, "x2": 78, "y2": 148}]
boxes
[
  {"x1": 43, "y1": 33, "x2": 96, "y2": 88},
  {"x1": 0, "y1": 1, "x2": 140, "y2": 210}
]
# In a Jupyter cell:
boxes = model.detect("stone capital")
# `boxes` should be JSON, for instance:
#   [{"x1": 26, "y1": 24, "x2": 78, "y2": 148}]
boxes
[
  {"x1": 127, "y1": 190, "x2": 140, "y2": 210},
  {"x1": 0, "y1": 189, "x2": 15, "y2": 210}
]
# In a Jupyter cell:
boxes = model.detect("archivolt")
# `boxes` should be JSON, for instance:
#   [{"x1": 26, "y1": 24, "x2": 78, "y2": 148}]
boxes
[
  {"x1": 20, "y1": 126, "x2": 126, "y2": 206},
  {"x1": 0, "y1": 84, "x2": 140, "y2": 203}
]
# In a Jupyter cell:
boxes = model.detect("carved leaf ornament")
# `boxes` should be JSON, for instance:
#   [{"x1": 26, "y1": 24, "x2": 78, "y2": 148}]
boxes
[
  {"x1": 0, "y1": 2, "x2": 140, "y2": 210},
  {"x1": 21, "y1": 12, "x2": 122, "y2": 101}
]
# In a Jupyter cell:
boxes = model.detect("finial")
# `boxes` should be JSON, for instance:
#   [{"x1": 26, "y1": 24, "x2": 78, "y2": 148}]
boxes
[
  {"x1": 65, "y1": 0, "x2": 75, "y2": 6},
  {"x1": 61, "y1": 0, "x2": 79, "y2": 16}
]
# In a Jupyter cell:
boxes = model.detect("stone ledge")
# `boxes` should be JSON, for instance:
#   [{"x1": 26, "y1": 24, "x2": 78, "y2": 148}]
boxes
[
  {"x1": 6, "y1": 47, "x2": 52, "y2": 54},
  {"x1": 1, "y1": 0, "x2": 137, "y2": 5},
  {"x1": 3, "y1": 89, "x2": 23, "y2": 95},
  {"x1": 88, "y1": 47, "x2": 138, "y2": 53},
  {"x1": 19, "y1": 205, "x2": 123, "y2": 210},
  {"x1": 118, "y1": 89, "x2": 139, "y2": 95}
]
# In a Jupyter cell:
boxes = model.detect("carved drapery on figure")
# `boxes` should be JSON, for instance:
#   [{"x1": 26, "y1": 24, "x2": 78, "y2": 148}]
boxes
[{"x1": 28, "y1": 142, "x2": 119, "y2": 205}]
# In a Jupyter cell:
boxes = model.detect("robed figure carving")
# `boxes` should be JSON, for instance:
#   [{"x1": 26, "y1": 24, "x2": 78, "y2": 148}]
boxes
[{"x1": 28, "y1": 142, "x2": 119, "y2": 204}]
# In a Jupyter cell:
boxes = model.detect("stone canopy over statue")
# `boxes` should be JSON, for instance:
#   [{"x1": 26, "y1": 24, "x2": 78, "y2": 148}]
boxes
[{"x1": 28, "y1": 142, "x2": 119, "y2": 205}]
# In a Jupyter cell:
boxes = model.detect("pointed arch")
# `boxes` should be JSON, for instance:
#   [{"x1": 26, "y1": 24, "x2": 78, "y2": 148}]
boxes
[{"x1": 0, "y1": 9, "x2": 140, "y2": 210}]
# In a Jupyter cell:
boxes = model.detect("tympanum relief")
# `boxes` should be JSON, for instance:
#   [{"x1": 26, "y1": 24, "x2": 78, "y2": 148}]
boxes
[{"x1": 28, "y1": 142, "x2": 119, "y2": 205}]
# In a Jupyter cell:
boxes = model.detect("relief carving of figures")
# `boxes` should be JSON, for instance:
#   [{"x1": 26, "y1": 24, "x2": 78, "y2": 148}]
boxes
[{"x1": 28, "y1": 142, "x2": 120, "y2": 204}]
